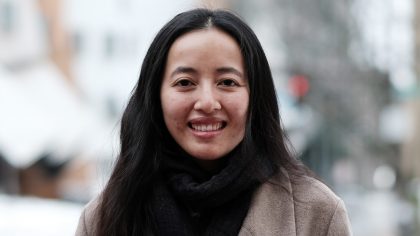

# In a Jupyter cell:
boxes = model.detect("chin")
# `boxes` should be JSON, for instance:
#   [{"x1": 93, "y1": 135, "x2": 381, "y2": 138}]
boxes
[
  {"x1": 186, "y1": 145, "x2": 237, "y2": 161},
  {"x1": 190, "y1": 152, "x2": 225, "y2": 161}
]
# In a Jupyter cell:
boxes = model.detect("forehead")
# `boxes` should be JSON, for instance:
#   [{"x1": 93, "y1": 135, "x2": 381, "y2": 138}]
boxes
[
  {"x1": 168, "y1": 28, "x2": 241, "y2": 57},
  {"x1": 165, "y1": 28, "x2": 245, "y2": 73}
]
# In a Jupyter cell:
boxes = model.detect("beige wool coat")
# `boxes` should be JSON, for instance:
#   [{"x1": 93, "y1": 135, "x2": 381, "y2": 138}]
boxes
[{"x1": 75, "y1": 174, "x2": 352, "y2": 236}]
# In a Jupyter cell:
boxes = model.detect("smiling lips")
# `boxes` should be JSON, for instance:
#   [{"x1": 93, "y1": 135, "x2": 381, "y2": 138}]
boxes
[
  {"x1": 191, "y1": 122, "x2": 224, "y2": 131},
  {"x1": 188, "y1": 119, "x2": 227, "y2": 132}
]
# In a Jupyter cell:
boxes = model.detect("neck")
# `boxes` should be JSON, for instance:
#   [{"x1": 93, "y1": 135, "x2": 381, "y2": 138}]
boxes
[{"x1": 194, "y1": 158, "x2": 227, "y2": 174}]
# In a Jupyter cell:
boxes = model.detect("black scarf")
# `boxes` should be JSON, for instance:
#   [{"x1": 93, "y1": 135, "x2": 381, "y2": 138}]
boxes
[{"x1": 151, "y1": 144, "x2": 275, "y2": 236}]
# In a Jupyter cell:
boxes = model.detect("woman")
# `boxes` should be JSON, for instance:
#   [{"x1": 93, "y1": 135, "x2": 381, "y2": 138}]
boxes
[{"x1": 76, "y1": 8, "x2": 352, "y2": 236}]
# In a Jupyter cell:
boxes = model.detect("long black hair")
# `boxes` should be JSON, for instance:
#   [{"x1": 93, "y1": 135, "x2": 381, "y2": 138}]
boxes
[{"x1": 97, "y1": 8, "x2": 306, "y2": 235}]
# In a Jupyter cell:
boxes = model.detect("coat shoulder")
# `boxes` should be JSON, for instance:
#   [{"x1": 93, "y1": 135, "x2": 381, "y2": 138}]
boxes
[
  {"x1": 288, "y1": 175, "x2": 352, "y2": 235},
  {"x1": 75, "y1": 196, "x2": 100, "y2": 236},
  {"x1": 239, "y1": 173, "x2": 352, "y2": 236}
]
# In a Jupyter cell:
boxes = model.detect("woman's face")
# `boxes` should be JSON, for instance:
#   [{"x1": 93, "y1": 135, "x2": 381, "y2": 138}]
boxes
[{"x1": 160, "y1": 28, "x2": 249, "y2": 166}]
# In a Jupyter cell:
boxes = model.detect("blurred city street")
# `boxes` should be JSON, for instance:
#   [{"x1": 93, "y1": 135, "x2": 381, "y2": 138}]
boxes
[
  {"x1": 1, "y1": 0, "x2": 420, "y2": 235},
  {"x1": 342, "y1": 189, "x2": 415, "y2": 236}
]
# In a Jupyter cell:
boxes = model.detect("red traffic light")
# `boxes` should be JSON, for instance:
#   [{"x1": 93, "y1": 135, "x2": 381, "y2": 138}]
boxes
[{"x1": 288, "y1": 75, "x2": 309, "y2": 98}]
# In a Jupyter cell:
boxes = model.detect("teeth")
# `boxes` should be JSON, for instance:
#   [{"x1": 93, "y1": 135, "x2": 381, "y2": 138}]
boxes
[{"x1": 192, "y1": 122, "x2": 223, "y2": 131}]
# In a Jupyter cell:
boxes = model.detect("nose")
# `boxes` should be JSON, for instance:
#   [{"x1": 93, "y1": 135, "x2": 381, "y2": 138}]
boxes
[{"x1": 193, "y1": 85, "x2": 221, "y2": 113}]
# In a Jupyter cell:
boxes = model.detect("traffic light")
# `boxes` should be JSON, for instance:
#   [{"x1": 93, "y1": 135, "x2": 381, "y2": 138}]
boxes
[{"x1": 288, "y1": 74, "x2": 310, "y2": 98}]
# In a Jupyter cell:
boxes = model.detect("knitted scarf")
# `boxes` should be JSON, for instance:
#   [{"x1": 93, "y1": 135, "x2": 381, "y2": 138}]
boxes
[{"x1": 151, "y1": 144, "x2": 274, "y2": 236}]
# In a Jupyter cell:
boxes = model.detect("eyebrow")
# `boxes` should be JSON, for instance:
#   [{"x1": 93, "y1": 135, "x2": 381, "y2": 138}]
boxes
[
  {"x1": 216, "y1": 67, "x2": 244, "y2": 78},
  {"x1": 171, "y1": 66, "x2": 244, "y2": 78},
  {"x1": 170, "y1": 66, "x2": 198, "y2": 77}
]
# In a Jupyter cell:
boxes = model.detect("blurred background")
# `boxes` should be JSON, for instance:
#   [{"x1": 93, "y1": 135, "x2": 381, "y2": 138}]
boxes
[{"x1": 0, "y1": 0, "x2": 418, "y2": 235}]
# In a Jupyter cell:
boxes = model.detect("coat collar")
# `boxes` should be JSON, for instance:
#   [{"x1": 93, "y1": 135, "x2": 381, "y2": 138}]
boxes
[{"x1": 239, "y1": 171, "x2": 297, "y2": 235}]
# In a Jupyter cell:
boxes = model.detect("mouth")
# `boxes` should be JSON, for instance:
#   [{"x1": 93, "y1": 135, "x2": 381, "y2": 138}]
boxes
[{"x1": 188, "y1": 121, "x2": 227, "y2": 132}]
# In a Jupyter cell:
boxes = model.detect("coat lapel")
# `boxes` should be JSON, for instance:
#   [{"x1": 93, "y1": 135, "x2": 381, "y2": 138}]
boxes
[{"x1": 239, "y1": 173, "x2": 297, "y2": 236}]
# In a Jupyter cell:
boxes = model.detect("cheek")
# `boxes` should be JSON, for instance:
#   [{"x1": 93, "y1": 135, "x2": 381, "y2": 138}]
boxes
[
  {"x1": 235, "y1": 99, "x2": 249, "y2": 137},
  {"x1": 229, "y1": 97, "x2": 249, "y2": 122},
  {"x1": 162, "y1": 97, "x2": 190, "y2": 128}
]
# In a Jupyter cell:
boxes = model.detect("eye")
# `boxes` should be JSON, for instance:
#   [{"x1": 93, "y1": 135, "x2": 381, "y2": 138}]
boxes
[
  {"x1": 174, "y1": 79, "x2": 194, "y2": 87},
  {"x1": 218, "y1": 79, "x2": 239, "y2": 87}
]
